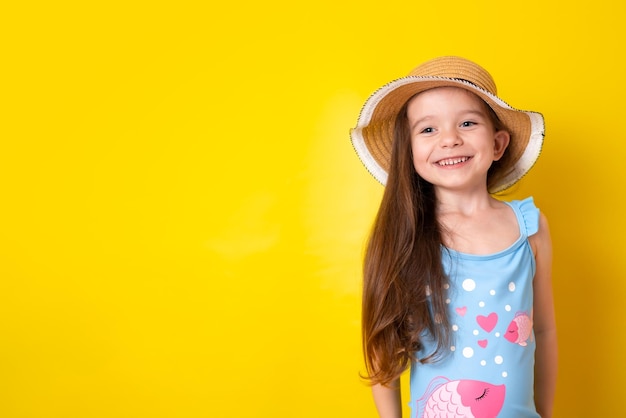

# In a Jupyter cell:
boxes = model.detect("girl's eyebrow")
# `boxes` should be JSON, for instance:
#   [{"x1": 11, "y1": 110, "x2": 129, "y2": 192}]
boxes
[
  {"x1": 461, "y1": 109, "x2": 487, "y2": 119},
  {"x1": 409, "y1": 116, "x2": 433, "y2": 132}
]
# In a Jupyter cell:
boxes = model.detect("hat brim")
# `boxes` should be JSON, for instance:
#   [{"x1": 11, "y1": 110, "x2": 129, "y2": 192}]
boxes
[{"x1": 350, "y1": 77, "x2": 544, "y2": 193}]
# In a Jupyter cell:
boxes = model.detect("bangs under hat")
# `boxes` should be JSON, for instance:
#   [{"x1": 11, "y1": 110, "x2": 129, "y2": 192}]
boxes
[{"x1": 350, "y1": 56, "x2": 544, "y2": 193}]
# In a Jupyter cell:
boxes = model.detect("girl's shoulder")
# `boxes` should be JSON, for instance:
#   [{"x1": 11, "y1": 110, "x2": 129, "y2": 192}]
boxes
[
  {"x1": 504, "y1": 196, "x2": 551, "y2": 258},
  {"x1": 503, "y1": 196, "x2": 540, "y2": 237}
]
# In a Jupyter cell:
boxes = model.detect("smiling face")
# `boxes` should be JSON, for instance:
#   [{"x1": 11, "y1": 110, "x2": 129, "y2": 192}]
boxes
[{"x1": 406, "y1": 87, "x2": 510, "y2": 194}]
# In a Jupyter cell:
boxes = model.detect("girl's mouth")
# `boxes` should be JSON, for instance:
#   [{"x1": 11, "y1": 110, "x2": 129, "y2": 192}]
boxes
[{"x1": 436, "y1": 156, "x2": 470, "y2": 166}]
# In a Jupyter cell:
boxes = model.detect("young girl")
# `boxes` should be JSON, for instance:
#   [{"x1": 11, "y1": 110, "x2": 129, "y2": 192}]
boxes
[{"x1": 350, "y1": 57, "x2": 557, "y2": 418}]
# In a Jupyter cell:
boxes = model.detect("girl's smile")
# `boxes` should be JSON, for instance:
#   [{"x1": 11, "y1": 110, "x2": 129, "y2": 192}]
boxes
[{"x1": 435, "y1": 156, "x2": 471, "y2": 167}]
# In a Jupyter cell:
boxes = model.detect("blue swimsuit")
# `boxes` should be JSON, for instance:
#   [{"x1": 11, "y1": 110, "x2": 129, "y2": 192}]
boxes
[{"x1": 410, "y1": 197, "x2": 540, "y2": 418}]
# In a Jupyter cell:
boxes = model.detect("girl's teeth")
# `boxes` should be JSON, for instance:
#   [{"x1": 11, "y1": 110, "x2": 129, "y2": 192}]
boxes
[{"x1": 439, "y1": 157, "x2": 468, "y2": 166}]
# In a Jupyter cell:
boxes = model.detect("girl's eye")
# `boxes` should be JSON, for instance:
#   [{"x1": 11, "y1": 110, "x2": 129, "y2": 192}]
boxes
[
  {"x1": 420, "y1": 127, "x2": 434, "y2": 134},
  {"x1": 461, "y1": 121, "x2": 476, "y2": 127}
]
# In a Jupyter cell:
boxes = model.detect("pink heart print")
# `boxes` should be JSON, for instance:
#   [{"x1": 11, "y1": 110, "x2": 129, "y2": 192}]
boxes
[
  {"x1": 455, "y1": 306, "x2": 467, "y2": 316},
  {"x1": 478, "y1": 339, "x2": 488, "y2": 348},
  {"x1": 476, "y1": 313, "x2": 498, "y2": 333}
]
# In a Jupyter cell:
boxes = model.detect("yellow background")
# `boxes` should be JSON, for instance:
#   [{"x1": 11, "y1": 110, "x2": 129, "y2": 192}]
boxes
[{"x1": 1, "y1": 1, "x2": 624, "y2": 417}]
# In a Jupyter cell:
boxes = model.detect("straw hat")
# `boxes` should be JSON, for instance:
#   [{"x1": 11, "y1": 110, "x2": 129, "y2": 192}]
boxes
[{"x1": 350, "y1": 56, "x2": 544, "y2": 193}]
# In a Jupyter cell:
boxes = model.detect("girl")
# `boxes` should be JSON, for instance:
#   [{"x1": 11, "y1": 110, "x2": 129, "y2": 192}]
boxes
[{"x1": 350, "y1": 57, "x2": 557, "y2": 417}]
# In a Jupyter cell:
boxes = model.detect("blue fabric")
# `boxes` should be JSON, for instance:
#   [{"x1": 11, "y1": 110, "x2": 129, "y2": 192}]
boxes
[{"x1": 409, "y1": 197, "x2": 540, "y2": 418}]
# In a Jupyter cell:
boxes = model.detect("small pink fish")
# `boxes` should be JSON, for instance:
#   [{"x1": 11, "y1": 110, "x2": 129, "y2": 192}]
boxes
[
  {"x1": 416, "y1": 377, "x2": 505, "y2": 418},
  {"x1": 504, "y1": 312, "x2": 533, "y2": 346}
]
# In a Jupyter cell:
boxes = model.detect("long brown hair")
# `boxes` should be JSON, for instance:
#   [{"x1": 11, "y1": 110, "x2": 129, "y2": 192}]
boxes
[{"x1": 361, "y1": 92, "x2": 511, "y2": 386}]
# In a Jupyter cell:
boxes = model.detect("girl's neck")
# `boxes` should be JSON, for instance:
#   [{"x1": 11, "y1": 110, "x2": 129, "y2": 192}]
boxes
[
  {"x1": 434, "y1": 186, "x2": 518, "y2": 255},
  {"x1": 434, "y1": 186, "x2": 497, "y2": 217}
]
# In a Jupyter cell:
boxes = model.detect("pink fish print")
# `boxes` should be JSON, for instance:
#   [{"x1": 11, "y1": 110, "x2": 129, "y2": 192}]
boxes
[
  {"x1": 504, "y1": 311, "x2": 533, "y2": 346},
  {"x1": 416, "y1": 376, "x2": 505, "y2": 418}
]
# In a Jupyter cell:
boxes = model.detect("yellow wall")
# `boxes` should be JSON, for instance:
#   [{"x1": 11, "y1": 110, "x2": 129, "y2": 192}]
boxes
[{"x1": 1, "y1": 1, "x2": 624, "y2": 416}]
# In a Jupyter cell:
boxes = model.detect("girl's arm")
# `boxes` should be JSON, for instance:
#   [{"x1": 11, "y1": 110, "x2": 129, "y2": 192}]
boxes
[
  {"x1": 530, "y1": 213, "x2": 558, "y2": 418},
  {"x1": 372, "y1": 379, "x2": 402, "y2": 418}
]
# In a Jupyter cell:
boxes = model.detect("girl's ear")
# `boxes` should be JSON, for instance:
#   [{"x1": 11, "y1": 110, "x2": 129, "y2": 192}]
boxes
[{"x1": 493, "y1": 130, "x2": 510, "y2": 161}]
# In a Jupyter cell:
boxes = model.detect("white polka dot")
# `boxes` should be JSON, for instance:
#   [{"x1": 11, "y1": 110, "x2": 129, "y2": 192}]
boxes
[
  {"x1": 505, "y1": 305, "x2": 511, "y2": 312},
  {"x1": 495, "y1": 332, "x2": 501, "y2": 338},
  {"x1": 462, "y1": 279, "x2": 476, "y2": 291},
  {"x1": 502, "y1": 371, "x2": 508, "y2": 378},
  {"x1": 463, "y1": 347, "x2": 474, "y2": 358},
  {"x1": 478, "y1": 301, "x2": 485, "y2": 308},
  {"x1": 481, "y1": 360, "x2": 487, "y2": 366},
  {"x1": 490, "y1": 289, "x2": 496, "y2": 296},
  {"x1": 452, "y1": 325, "x2": 459, "y2": 331},
  {"x1": 446, "y1": 298, "x2": 451, "y2": 304},
  {"x1": 473, "y1": 329, "x2": 479, "y2": 336},
  {"x1": 508, "y1": 282, "x2": 516, "y2": 292},
  {"x1": 451, "y1": 346, "x2": 456, "y2": 352},
  {"x1": 425, "y1": 286, "x2": 431, "y2": 296},
  {"x1": 444, "y1": 283, "x2": 450, "y2": 290},
  {"x1": 494, "y1": 355, "x2": 504, "y2": 365}
]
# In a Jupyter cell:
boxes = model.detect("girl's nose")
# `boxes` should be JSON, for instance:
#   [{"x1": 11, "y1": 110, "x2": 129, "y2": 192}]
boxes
[{"x1": 439, "y1": 130, "x2": 462, "y2": 148}]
